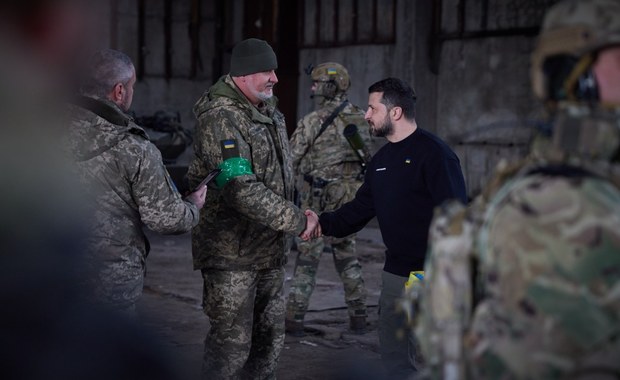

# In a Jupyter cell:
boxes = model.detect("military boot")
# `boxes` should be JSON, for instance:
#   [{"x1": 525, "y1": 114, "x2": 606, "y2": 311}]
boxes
[
  {"x1": 349, "y1": 316, "x2": 367, "y2": 334},
  {"x1": 285, "y1": 319, "x2": 305, "y2": 337}
]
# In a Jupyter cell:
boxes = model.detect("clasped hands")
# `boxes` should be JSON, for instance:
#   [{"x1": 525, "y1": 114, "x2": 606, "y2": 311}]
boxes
[{"x1": 300, "y1": 209, "x2": 322, "y2": 241}]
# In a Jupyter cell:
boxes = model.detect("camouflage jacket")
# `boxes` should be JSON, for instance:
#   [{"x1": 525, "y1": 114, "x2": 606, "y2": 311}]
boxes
[
  {"x1": 417, "y1": 103, "x2": 620, "y2": 379},
  {"x1": 67, "y1": 96, "x2": 199, "y2": 306},
  {"x1": 188, "y1": 75, "x2": 306, "y2": 271},
  {"x1": 290, "y1": 94, "x2": 372, "y2": 213},
  {"x1": 290, "y1": 94, "x2": 372, "y2": 181}
]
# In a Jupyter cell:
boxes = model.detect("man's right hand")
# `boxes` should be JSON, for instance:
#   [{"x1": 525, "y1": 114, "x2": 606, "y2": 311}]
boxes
[
  {"x1": 185, "y1": 185, "x2": 207, "y2": 210},
  {"x1": 300, "y1": 209, "x2": 321, "y2": 240}
]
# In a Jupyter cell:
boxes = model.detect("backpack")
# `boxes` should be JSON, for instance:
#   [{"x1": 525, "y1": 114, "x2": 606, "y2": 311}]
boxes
[{"x1": 416, "y1": 158, "x2": 620, "y2": 380}]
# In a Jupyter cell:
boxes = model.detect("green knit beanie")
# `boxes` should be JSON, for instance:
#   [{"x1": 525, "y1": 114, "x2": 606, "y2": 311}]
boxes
[{"x1": 230, "y1": 38, "x2": 278, "y2": 76}]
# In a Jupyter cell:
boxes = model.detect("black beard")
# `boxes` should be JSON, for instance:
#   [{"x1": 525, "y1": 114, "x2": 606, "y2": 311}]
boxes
[{"x1": 371, "y1": 118, "x2": 393, "y2": 137}]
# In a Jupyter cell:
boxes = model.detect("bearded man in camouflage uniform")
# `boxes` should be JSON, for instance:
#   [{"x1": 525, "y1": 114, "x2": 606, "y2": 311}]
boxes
[
  {"x1": 416, "y1": 0, "x2": 620, "y2": 378},
  {"x1": 286, "y1": 62, "x2": 372, "y2": 336},
  {"x1": 67, "y1": 49, "x2": 207, "y2": 312},
  {"x1": 188, "y1": 38, "x2": 319, "y2": 379}
]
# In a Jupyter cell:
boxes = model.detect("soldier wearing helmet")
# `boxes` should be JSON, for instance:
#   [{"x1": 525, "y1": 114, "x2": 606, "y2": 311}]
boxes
[
  {"x1": 415, "y1": 0, "x2": 620, "y2": 379},
  {"x1": 286, "y1": 62, "x2": 372, "y2": 336},
  {"x1": 529, "y1": 0, "x2": 620, "y2": 162},
  {"x1": 531, "y1": 0, "x2": 620, "y2": 104},
  {"x1": 310, "y1": 62, "x2": 351, "y2": 106}
]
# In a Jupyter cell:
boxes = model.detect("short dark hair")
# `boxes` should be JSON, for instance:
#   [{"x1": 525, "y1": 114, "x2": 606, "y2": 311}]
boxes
[{"x1": 368, "y1": 78, "x2": 417, "y2": 120}]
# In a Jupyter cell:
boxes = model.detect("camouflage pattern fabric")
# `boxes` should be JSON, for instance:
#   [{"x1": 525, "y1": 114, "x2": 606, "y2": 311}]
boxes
[
  {"x1": 188, "y1": 75, "x2": 304, "y2": 379},
  {"x1": 416, "y1": 104, "x2": 620, "y2": 379},
  {"x1": 201, "y1": 268, "x2": 285, "y2": 380},
  {"x1": 289, "y1": 93, "x2": 371, "y2": 181},
  {"x1": 67, "y1": 96, "x2": 199, "y2": 310},
  {"x1": 286, "y1": 94, "x2": 371, "y2": 321},
  {"x1": 287, "y1": 234, "x2": 366, "y2": 320},
  {"x1": 188, "y1": 75, "x2": 306, "y2": 271}
]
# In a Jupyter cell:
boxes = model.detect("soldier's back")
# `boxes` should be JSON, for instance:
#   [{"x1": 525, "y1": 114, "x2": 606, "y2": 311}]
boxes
[
  {"x1": 469, "y1": 168, "x2": 620, "y2": 379},
  {"x1": 418, "y1": 156, "x2": 620, "y2": 379}
]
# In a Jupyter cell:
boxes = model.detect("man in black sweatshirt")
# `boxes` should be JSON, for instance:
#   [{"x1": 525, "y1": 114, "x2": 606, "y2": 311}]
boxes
[{"x1": 309, "y1": 77, "x2": 467, "y2": 378}]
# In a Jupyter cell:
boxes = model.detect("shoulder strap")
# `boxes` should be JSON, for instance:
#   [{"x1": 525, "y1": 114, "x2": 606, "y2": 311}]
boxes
[{"x1": 313, "y1": 100, "x2": 349, "y2": 143}]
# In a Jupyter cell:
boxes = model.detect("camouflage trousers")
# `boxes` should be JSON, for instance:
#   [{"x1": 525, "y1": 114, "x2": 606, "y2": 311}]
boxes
[
  {"x1": 286, "y1": 235, "x2": 367, "y2": 321},
  {"x1": 201, "y1": 267, "x2": 285, "y2": 380}
]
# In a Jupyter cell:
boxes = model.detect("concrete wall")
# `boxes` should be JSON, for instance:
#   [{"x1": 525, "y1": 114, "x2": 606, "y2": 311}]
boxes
[
  {"x1": 440, "y1": 35, "x2": 541, "y2": 195},
  {"x1": 100, "y1": 0, "x2": 557, "y2": 197},
  {"x1": 110, "y1": 0, "x2": 217, "y2": 133},
  {"x1": 93, "y1": 0, "x2": 222, "y2": 168},
  {"x1": 435, "y1": 0, "x2": 553, "y2": 196},
  {"x1": 298, "y1": 0, "x2": 553, "y2": 197},
  {"x1": 297, "y1": 0, "x2": 418, "y2": 155}
]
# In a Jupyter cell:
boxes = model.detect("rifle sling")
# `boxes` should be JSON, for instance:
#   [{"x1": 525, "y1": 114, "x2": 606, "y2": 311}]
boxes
[{"x1": 313, "y1": 100, "x2": 349, "y2": 143}]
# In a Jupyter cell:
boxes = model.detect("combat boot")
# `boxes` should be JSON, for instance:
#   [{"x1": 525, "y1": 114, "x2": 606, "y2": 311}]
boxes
[
  {"x1": 285, "y1": 319, "x2": 306, "y2": 337},
  {"x1": 349, "y1": 316, "x2": 367, "y2": 334}
]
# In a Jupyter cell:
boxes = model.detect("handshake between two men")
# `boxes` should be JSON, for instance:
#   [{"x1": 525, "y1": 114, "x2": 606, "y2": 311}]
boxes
[{"x1": 300, "y1": 210, "x2": 322, "y2": 241}]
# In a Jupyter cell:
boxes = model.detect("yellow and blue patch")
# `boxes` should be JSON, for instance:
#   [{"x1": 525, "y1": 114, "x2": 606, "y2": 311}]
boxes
[
  {"x1": 327, "y1": 68, "x2": 337, "y2": 75},
  {"x1": 220, "y1": 139, "x2": 240, "y2": 160}
]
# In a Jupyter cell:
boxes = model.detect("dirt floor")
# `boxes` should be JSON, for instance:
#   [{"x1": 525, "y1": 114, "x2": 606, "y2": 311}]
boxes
[{"x1": 137, "y1": 222, "x2": 390, "y2": 380}]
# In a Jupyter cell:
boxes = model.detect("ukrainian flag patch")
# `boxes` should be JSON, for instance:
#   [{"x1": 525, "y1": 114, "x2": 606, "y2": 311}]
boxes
[
  {"x1": 327, "y1": 68, "x2": 337, "y2": 75},
  {"x1": 220, "y1": 139, "x2": 240, "y2": 160}
]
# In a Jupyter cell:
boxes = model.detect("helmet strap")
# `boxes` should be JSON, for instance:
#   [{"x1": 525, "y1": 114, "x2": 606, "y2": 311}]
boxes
[{"x1": 564, "y1": 53, "x2": 600, "y2": 102}]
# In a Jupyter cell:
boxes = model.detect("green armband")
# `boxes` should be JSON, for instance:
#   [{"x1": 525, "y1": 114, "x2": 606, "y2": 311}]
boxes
[{"x1": 215, "y1": 157, "x2": 253, "y2": 188}]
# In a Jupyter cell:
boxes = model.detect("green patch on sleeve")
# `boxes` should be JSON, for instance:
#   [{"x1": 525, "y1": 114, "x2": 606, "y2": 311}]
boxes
[{"x1": 216, "y1": 157, "x2": 253, "y2": 188}]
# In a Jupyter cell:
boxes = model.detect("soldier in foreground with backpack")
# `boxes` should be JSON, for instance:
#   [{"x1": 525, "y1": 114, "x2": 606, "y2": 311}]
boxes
[{"x1": 417, "y1": 0, "x2": 620, "y2": 378}]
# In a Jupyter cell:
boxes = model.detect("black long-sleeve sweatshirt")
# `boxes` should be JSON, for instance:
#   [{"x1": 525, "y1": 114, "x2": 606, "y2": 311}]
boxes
[{"x1": 319, "y1": 128, "x2": 467, "y2": 277}]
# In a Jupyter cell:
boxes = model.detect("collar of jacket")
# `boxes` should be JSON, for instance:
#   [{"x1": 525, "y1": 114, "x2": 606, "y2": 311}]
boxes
[
  {"x1": 200, "y1": 74, "x2": 279, "y2": 126},
  {"x1": 75, "y1": 95, "x2": 132, "y2": 126},
  {"x1": 74, "y1": 95, "x2": 148, "y2": 139}
]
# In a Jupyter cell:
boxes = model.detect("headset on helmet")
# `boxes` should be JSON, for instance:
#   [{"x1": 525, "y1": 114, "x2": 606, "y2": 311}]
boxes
[
  {"x1": 311, "y1": 62, "x2": 351, "y2": 93},
  {"x1": 531, "y1": 0, "x2": 620, "y2": 102}
]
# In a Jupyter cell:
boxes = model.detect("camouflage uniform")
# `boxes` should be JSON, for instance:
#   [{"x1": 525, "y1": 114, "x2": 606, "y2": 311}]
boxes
[
  {"x1": 417, "y1": 106, "x2": 620, "y2": 380},
  {"x1": 68, "y1": 96, "x2": 200, "y2": 311},
  {"x1": 188, "y1": 75, "x2": 306, "y2": 379},
  {"x1": 415, "y1": 1, "x2": 620, "y2": 378},
  {"x1": 286, "y1": 86, "x2": 372, "y2": 325}
]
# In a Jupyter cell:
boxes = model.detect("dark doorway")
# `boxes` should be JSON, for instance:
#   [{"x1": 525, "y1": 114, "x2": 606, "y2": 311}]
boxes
[
  {"x1": 243, "y1": 0, "x2": 300, "y2": 136},
  {"x1": 212, "y1": 0, "x2": 300, "y2": 135}
]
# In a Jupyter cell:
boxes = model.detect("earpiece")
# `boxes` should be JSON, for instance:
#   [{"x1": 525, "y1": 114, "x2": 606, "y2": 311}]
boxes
[{"x1": 575, "y1": 68, "x2": 600, "y2": 101}]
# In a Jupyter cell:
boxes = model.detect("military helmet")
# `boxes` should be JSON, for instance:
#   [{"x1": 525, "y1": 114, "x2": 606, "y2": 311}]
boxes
[
  {"x1": 531, "y1": 0, "x2": 620, "y2": 99},
  {"x1": 531, "y1": 0, "x2": 620, "y2": 100},
  {"x1": 311, "y1": 62, "x2": 351, "y2": 92}
]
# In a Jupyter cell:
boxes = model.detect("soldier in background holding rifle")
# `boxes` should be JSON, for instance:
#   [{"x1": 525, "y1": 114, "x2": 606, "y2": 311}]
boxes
[{"x1": 286, "y1": 62, "x2": 373, "y2": 336}]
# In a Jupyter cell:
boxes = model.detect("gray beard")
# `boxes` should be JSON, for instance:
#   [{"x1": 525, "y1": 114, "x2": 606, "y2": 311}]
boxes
[{"x1": 256, "y1": 91, "x2": 273, "y2": 101}]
